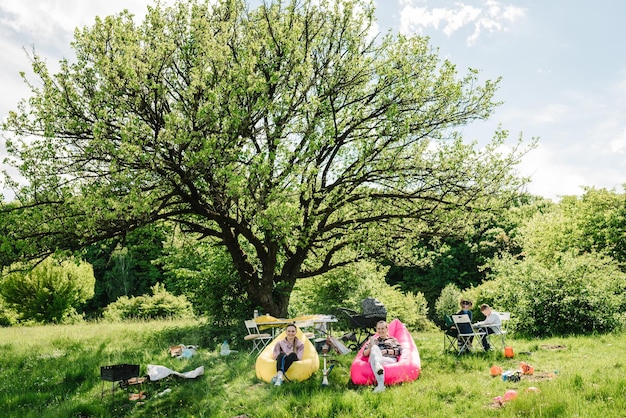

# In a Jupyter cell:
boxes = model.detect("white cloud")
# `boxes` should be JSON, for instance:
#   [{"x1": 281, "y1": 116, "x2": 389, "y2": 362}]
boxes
[
  {"x1": 608, "y1": 129, "x2": 626, "y2": 153},
  {"x1": 530, "y1": 103, "x2": 570, "y2": 124},
  {"x1": 399, "y1": 4, "x2": 480, "y2": 36},
  {"x1": 0, "y1": 1, "x2": 151, "y2": 38},
  {"x1": 518, "y1": 144, "x2": 588, "y2": 200},
  {"x1": 399, "y1": 0, "x2": 526, "y2": 45}
]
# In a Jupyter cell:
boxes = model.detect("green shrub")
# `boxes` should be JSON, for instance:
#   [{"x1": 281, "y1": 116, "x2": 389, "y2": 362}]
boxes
[
  {"x1": 434, "y1": 283, "x2": 462, "y2": 327},
  {"x1": 103, "y1": 283, "x2": 194, "y2": 321},
  {"x1": 367, "y1": 282, "x2": 432, "y2": 331},
  {"x1": 476, "y1": 251, "x2": 626, "y2": 336},
  {"x1": 290, "y1": 260, "x2": 431, "y2": 331},
  {"x1": 289, "y1": 262, "x2": 363, "y2": 317},
  {"x1": 0, "y1": 296, "x2": 18, "y2": 326},
  {"x1": 158, "y1": 237, "x2": 251, "y2": 327},
  {"x1": 0, "y1": 256, "x2": 95, "y2": 323}
]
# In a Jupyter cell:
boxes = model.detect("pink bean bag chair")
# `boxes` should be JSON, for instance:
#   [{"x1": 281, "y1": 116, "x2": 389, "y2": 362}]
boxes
[{"x1": 350, "y1": 318, "x2": 421, "y2": 385}]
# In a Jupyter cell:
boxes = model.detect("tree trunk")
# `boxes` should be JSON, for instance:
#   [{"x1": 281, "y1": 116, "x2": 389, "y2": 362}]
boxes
[{"x1": 249, "y1": 274, "x2": 294, "y2": 318}]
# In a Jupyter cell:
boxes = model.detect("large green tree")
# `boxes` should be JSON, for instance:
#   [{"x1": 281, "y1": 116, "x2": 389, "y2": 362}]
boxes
[{"x1": 1, "y1": 0, "x2": 530, "y2": 316}]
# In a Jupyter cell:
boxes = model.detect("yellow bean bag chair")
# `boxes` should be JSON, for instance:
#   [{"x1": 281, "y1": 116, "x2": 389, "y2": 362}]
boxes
[{"x1": 255, "y1": 328, "x2": 319, "y2": 383}]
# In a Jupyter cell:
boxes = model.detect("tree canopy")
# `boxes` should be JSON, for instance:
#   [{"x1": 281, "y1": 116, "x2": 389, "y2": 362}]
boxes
[{"x1": 1, "y1": 0, "x2": 530, "y2": 316}]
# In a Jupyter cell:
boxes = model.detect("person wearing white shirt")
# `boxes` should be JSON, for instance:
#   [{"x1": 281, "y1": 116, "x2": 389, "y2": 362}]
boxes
[
  {"x1": 475, "y1": 304, "x2": 501, "y2": 351},
  {"x1": 362, "y1": 320, "x2": 401, "y2": 393}
]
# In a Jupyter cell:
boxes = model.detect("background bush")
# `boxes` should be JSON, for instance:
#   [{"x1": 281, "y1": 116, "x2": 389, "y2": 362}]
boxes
[
  {"x1": 434, "y1": 283, "x2": 462, "y2": 326},
  {"x1": 159, "y1": 235, "x2": 251, "y2": 324},
  {"x1": 0, "y1": 256, "x2": 95, "y2": 323},
  {"x1": 0, "y1": 296, "x2": 17, "y2": 326},
  {"x1": 471, "y1": 251, "x2": 626, "y2": 336},
  {"x1": 103, "y1": 283, "x2": 194, "y2": 321},
  {"x1": 290, "y1": 260, "x2": 432, "y2": 331}
]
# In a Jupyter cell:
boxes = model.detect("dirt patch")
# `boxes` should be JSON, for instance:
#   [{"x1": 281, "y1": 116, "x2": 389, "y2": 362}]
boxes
[{"x1": 540, "y1": 344, "x2": 567, "y2": 351}]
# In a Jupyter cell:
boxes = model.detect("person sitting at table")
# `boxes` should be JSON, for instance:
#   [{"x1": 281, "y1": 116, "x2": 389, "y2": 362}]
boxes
[
  {"x1": 271, "y1": 323, "x2": 304, "y2": 386},
  {"x1": 447, "y1": 299, "x2": 474, "y2": 353},
  {"x1": 362, "y1": 320, "x2": 402, "y2": 393},
  {"x1": 474, "y1": 304, "x2": 502, "y2": 351}
]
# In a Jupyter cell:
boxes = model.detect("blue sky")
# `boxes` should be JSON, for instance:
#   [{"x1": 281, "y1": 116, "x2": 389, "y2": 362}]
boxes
[{"x1": 1, "y1": 0, "x2": 625, "y2": 201}]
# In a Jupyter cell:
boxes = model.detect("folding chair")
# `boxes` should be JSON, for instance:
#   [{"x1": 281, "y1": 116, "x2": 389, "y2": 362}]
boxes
[
  {"x1": 452, "y1": 314, "x2": 485, "y2": 355},
  {"x1": 486, "y1": 312, "x2": 510, "y2": 350},
  {"x1": 443, "y1": 315, "x2": 459, "y2": 353},
  {"x1": 244, "y1": 319, "x2": 272, "y2": 354},
  {"x1": 296, "y1": 319, "x2": 316, "y2": 340}
]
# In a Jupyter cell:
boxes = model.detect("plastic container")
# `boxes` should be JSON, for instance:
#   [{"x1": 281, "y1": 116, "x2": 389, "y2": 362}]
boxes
[{"x1": 220, "y1": 340, "x2": 230, "y2": 356}]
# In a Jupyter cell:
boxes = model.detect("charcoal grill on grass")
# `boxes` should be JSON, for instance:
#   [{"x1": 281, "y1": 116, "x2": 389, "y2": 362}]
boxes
[
  {"x1": 100, "y1": 364, "x2": 141, "y2": 407},
  {"x1": 101, "y1": 364, "x2": 140, "y2": 382}
]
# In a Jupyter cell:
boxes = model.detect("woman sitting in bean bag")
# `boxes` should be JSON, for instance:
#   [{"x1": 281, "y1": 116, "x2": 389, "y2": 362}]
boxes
[{"x1": 255, "y1": 323, "x2": 319, "y2": 385}]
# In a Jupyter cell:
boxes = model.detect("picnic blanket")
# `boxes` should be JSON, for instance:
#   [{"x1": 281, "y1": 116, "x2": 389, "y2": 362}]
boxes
[{"x1": 147, "y1": 364, "x2": 204, "y2": 381}]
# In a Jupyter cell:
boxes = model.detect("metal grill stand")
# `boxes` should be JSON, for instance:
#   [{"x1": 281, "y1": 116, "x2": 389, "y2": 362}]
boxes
[{"x1": 100, "y1": 364, "x2": 141, "y2": 408}]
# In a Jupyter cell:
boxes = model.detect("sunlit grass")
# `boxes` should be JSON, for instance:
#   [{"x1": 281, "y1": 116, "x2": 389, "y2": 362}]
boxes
[{"x1": 0, "y1": 320, "x2": 624, "y2": 417}]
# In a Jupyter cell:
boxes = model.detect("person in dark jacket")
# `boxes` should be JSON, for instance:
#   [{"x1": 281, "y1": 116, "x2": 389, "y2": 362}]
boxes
[{"x1": 446, "y1": 300, "x2": 474, "y2": 353}]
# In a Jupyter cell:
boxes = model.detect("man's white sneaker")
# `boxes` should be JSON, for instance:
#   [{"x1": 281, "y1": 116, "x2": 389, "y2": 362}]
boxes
[
  {"x1": 274, "y1": 376, "x2": 283, "y2": 386},
  {"x1": 372, "y1": 385, "x2": 386, "y2": 393}
]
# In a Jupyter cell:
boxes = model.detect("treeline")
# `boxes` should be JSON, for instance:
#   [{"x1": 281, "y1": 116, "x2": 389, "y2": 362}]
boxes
[
  {"x1": 1, "y1": 188, "x2": 626, "y2": 338},
  {"x1": 403, "y1": 188, "x2": 626, "y2": 336}
]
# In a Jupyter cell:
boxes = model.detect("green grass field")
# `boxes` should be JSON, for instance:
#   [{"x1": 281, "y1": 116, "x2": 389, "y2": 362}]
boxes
[{"x1": 0, "y1": 319, "x2": 624, "y2": 417}]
